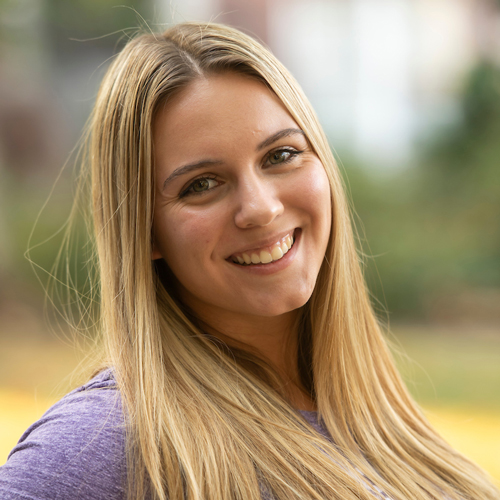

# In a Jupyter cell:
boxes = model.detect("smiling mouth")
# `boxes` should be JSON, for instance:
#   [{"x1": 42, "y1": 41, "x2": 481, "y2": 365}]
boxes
[{"x1": 230, "y1": 231, "x2": 296, "y2": 266}]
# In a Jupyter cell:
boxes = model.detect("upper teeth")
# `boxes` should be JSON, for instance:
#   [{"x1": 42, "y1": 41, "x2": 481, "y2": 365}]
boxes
[{"x1": 232, "y1": 234, "x2": 295, "y2": 265}]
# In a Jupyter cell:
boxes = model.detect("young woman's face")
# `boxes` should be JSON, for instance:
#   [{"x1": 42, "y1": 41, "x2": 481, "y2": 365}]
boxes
[{"x1": 152, "y1": 73, "x2": 331, "y2": 325}]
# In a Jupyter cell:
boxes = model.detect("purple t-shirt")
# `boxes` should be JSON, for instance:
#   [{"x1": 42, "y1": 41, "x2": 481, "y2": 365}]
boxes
[
  {"x1": 0, "y1": 370, "x2": 126, "y2": 499},
  {"x1": 0, "y1": 370, "x2": 389, "y2": 499}
]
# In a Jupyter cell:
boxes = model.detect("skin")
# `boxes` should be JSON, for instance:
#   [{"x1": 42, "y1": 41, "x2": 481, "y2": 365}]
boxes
[{"x1": 152, "y1": 73, "x2": 331, "y2": 410}]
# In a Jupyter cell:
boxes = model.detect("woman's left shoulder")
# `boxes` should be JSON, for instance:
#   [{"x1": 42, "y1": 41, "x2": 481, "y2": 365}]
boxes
[{"x1": 0, "y1": 369, "x2": 127, "y2": 500}]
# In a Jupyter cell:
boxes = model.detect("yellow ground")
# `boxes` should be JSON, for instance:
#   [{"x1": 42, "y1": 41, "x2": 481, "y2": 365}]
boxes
[
  {"x1": 1, "y1": 389, "x2": 498, "y2": 484},
  {"x1": 0, "y1": 389, "x2": 58, "y2": 464},
  {"x1": 425, "y1": 407, "x2": 500, "y2": 484}
]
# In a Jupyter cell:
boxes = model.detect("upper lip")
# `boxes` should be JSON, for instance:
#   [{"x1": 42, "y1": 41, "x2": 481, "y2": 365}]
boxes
[{"x1": 226, "y1": 228, "x2": 297, "y2": 259}]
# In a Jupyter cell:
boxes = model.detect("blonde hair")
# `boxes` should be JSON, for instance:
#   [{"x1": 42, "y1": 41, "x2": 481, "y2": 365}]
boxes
[{"x1": 88, "y1": 22, "x2": 499, "y2": 500}]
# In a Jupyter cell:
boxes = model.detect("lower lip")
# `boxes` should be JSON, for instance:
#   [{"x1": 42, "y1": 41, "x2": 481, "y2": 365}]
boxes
[{"x1": 227, "y1": 229, "x2": 301, "y2": 275}]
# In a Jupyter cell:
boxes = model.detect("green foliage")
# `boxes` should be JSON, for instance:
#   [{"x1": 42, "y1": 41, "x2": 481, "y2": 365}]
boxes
[
  {"x1": 44, "y1": 0, "x2": 154, "y2": 55},
  {"x1": 0, "y1": 169, "x2": 98, "y2": 337},
  {"x1": 393, "y1": 327, "x2": 500, "y2": 410},
  {"x1": 346, "y1": 61, "x2": 500, "y2": 318},
  {"x1": 415, "y1": 61, "x2": 500, "y2": 290}
]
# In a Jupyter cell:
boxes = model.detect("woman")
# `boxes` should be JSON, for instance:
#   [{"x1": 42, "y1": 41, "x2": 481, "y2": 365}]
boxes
[{"x1": 0, "y1": 22, "x2": 498, "y2": 500}]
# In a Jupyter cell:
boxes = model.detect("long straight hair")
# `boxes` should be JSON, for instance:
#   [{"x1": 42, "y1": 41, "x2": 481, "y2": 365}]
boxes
[{"x1": 89, "y1": 22, "x2": 499, "y2": 500}]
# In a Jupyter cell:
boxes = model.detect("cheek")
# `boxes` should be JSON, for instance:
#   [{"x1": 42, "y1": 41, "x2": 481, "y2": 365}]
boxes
[
  {"x1": 295, "y1": 163, "x2": 332, "y2": 230},
  {"x1": 154, "y1": 207, "x2": 219, "y2": 267}
]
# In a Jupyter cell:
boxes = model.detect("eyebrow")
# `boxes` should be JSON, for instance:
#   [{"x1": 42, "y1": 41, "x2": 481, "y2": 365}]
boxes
[
  {"x1": 162, "y1": 127, "x2": 306, "y2": 190},
  {"x1": 256, "y1": 128, "x2": 305, "y2": 151}
]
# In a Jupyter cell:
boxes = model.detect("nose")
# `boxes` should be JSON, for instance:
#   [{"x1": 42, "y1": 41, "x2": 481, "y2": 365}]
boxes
[{"x1": 234, "y1": 174, "x2": 284, "y2": 228}]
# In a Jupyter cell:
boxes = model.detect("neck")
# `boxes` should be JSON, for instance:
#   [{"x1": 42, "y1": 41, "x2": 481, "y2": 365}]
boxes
[
  {"x1": 197, "y1": 306, "x2": 299, "y2": 373},
  {"x1": 183, "y1": 301, "x2": 316, "y2": 411}
]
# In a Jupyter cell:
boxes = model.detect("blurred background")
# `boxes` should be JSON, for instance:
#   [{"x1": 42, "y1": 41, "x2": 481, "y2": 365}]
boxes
[{"x1": 0, "y1": 0, "x2": 499, "y2": 479}]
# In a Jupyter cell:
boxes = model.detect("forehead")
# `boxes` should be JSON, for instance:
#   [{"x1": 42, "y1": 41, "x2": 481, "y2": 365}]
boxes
[{"x1": 153, "y1": 73, "x2": 300, "y2": 171}]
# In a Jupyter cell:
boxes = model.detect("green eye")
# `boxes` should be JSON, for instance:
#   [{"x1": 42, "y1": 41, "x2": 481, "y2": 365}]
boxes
[
  {"x1": 269, "y1": 151, "x2": 291, "y2": 164},
  {"x1": 180, "y1": 176, "x2": 219, "y2": 197},
  {"x1": 192, "y1": 178, "x2": 210, "y2": 192}
]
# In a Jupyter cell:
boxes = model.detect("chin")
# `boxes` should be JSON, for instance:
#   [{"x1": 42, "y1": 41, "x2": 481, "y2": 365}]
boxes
[{"x1": 246, "y1": 290, "x2": 313, "y2": 318}]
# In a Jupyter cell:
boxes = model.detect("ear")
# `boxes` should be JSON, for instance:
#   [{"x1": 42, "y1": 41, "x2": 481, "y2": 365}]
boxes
[{"x1": 151, "y1": 241, "x2": 163, "y2": 261}]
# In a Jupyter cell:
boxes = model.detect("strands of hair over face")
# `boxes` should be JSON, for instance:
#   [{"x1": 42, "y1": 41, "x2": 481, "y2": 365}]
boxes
[{"x1": 86, "y1": 22, "x2": 500, "y2": 500}]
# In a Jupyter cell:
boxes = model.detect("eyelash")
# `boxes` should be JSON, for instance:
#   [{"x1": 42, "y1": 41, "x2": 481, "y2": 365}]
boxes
[
  {"x1": 179, "y1": 175, "x2": 218, "y2": 197},
  {"x1": 265, "y1": 147, "x2": 303, "y2": 167},
  {"x1": 179, "y1": 147, "x2": 304, "y2": 198}
]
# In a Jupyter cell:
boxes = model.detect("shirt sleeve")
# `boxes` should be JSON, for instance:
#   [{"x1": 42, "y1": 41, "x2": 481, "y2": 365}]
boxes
[{"x1": 0, "y1": 370, "x2": 127, "y2": 500}]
